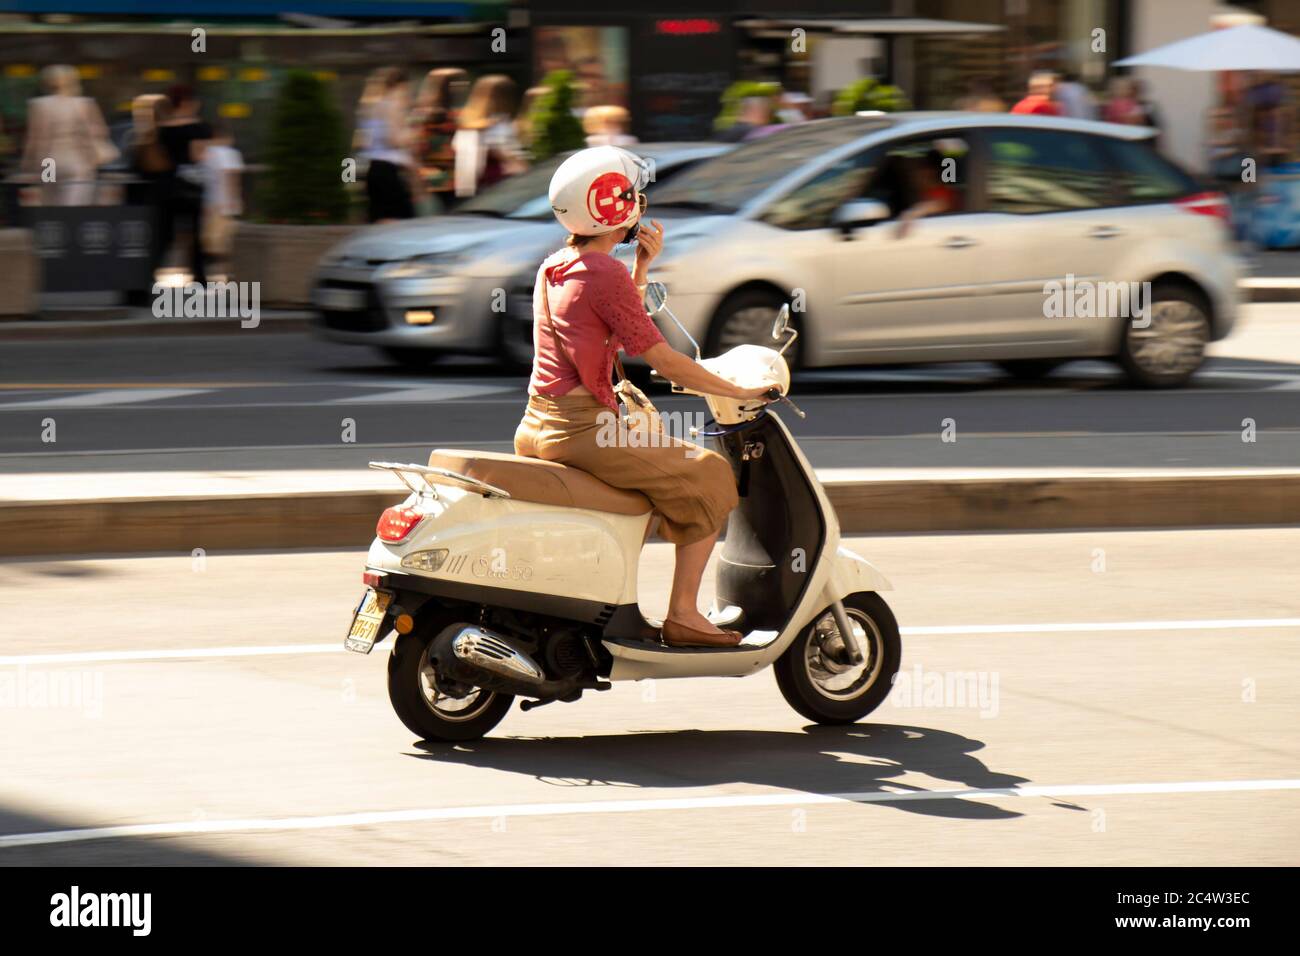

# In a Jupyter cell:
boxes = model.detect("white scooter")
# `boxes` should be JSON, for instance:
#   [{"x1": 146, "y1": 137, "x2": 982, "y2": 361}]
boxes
[{"x1": 344, "y1": 283, "x2": 901, "y2": 742}]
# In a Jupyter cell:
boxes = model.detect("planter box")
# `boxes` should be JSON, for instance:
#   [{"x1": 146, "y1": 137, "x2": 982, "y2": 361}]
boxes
[
  {"x1": 0, "y1": 229, "x2": 40, "y2": 317},
  {"x1": 230, "y1": 221, "x2": 360, "y2": 307}
]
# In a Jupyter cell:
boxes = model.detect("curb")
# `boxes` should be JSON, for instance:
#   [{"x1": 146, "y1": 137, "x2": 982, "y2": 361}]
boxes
[{"x1": 3, "y1": 472, "x2": 1297, "y2": 557}]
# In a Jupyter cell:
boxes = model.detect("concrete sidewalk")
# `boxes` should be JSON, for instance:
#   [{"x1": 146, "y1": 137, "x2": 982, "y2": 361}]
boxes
[{"x1": 2, "y1": 465, "x2": 1297, "y2": 556}]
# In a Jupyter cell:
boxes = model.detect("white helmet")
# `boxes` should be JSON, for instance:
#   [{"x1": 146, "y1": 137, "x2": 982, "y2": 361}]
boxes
[{"x1": 548, "y1": 145, "x2": 650, "y2": 237}]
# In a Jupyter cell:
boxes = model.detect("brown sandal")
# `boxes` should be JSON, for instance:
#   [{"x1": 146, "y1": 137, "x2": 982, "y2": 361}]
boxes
[{"x1": 661, "y1": 620, "x2": 744, "y2": 648}]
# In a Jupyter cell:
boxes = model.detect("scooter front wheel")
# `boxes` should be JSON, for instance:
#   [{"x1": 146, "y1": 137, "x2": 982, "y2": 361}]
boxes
[
  {"x1": 387, "y1": 616, "x2": 514, "y2": 743},
  {"x1": 774, "y1": 592, "x2": 901, "y2": 725}
]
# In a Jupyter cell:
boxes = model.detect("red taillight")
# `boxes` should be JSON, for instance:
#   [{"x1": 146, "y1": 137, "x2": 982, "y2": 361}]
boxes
[
  {"x1": 376, "y1": 505, "x2": 423, "y2": 542},
  {"x1": 1177, "y1": 191, "x2": 1232, "y2": 226}
]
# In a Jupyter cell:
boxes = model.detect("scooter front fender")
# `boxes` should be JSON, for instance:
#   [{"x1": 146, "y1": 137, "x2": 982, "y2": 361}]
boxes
[{"x1": 822, "y1": 545, "x2": 893, "y2": 603}]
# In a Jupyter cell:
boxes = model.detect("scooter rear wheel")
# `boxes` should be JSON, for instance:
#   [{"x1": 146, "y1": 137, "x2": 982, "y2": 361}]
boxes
[
  {"x1": 774, "y1": 592, "x2": 900, "y2": 725},
  {"x1": 387, "y1": 615, "x2": 514, "y2": 742}
]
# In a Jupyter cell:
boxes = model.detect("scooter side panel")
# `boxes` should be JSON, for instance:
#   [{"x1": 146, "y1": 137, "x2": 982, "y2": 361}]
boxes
[{"x1": 366, "y1": 486, "x2": 649, "y2": 607}]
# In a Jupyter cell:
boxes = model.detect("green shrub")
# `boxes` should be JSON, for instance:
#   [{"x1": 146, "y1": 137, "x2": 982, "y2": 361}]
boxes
[
  {"x1": 713, "y1": 80, "x2": 781, "y2": 133},
  {"x1": 257, "y1": 70, "x2": 350, "y2": 224},
  {"x1": 528, "y1": 70, "x2": 585, "y2": 163},
  {"x1": 831, "y1": 78, "x2": 910, "y2": 116}
]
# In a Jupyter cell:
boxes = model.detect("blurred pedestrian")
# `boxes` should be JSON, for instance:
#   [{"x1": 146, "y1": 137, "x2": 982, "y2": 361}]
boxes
[
  {"x1": 411, "y1": 67, "x2": 467, "y2": 214},
  {"x1": 159, "y1": 84, "x2": 212, "y2": 285},
  {"x1": 514, "y1": 85, "x2": 547, "y2": 155},
  {"x1": 955, "y1": 77, "x2": 1005, "y2": 113},
  {"x1": 776, "y1": 91, "x2": 813, "y2": 124},
  {"x1": 716, "y1": 96, "x2": 772, "y2": 142},
  {"x1": 126, "y1": 93, "x2": 172, "y2": 298},
  {"x1": 1054, "y1": 72, "x2": 1096, "y2": 120},
  {"x1": 453, "y1": 74, "x2": 525, "y2": 198},
  {"x1": 1133, "y1": 78, "x2": 1162, "y2": 138},
  {"x1": 1206, "y1": 97, "x2": 1246, "y2": 183},
  {"x1": 583, "y1": 105, "x2": 637, "y2": 147},
  {"x1": 1101, "y1": 77, "x2": 1144, "y2": 125},
  {"x1": 200, "y1": 120, "x2": 244, "y2": 280},
  {"x1": 1246, "y1": 74, "x2": 1291, "y2": 170},
  {"x1": 20, "y1": 64, "x2": 116, "y2": 206},
  {"x1": 357, "y1": 67, "x2": 416, "y2": 223},
  {"x1": 1010, "y1": 72, "x2": 1061, "y2": 116}
]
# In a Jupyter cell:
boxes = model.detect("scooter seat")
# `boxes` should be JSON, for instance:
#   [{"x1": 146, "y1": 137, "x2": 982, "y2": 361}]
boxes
[{"x1": 427, "y1": 449, "x2": 652, "y2": 517}]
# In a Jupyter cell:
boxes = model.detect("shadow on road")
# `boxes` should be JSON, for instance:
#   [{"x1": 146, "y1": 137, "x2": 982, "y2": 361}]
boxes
[
  {"x1": 0, "y1": 806, "x2": 254, "y2": 866},
  {"x1": 412, "y1": 723, "x2": 1032, "y2": 820}
]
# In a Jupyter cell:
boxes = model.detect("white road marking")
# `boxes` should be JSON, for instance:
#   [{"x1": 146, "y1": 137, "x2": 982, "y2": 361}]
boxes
[
  {"x1": 905, "y1": 617, "x2": 1300, "y2": 635},
  {"x1": 0, "y1": 644, "x2": 341, "y2": 666},
  {"x1": 0, "y1": 388, "x2": 208, "y2": 410},
  {"x1": 333, "y1": 384, "x2": 513, "y2": 404},
  {"x1": 2, "y1": 618, "x2": 1296, "y2": 667},
  {"x1": 2, "y1": 777, "x2": 1297, "y2": 849}
]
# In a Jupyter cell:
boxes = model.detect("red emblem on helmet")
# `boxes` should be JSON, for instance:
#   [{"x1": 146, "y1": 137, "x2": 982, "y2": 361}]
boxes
[{"x1": 586, "y1": 171, "x2": 635, "y2": 227}]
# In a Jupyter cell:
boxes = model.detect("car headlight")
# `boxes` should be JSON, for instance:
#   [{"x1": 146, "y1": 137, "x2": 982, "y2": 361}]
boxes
[{"x1": 380, "y1": 255, "x2": 466, "y2": 280}]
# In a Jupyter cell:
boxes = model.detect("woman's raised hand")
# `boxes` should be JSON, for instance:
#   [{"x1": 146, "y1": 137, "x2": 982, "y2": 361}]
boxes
[{"x1": 635, "y1": 218, "x2": 664, "y2": 269}]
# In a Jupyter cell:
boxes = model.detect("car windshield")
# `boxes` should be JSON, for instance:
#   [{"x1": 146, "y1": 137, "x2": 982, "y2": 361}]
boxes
[
  {"x1": 650, "y1": 118, "x2": 885, "y2": 214},
  {"x1": 456, "y1": 156, "x2": 569, "y2": 219}
]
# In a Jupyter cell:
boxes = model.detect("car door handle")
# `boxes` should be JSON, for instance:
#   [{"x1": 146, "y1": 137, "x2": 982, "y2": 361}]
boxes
[
  {"x1": 1088, "y1": 226, "x2": 1123, "y2": 239},
  {"x1": 943, "y1": 236, "x2": 977, "y2": 249}
]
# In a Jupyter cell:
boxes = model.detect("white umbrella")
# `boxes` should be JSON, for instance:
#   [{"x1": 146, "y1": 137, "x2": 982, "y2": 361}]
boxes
[{"x1": 1114, "y1": 23, "x2": 1300, "y2": 71}]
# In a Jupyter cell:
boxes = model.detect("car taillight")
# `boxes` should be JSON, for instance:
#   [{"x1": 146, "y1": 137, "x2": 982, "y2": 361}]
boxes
[
  {"x1": 1177, "y1": 191, "x2": 1231, "y2": 226},
  {"x1": 377, "y1": 505, "x2": 423, "y2": 542}
]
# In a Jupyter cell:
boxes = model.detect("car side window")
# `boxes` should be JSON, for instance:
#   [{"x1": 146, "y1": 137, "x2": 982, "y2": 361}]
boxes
[
  {"x1": 1101, "y1": 138, "x2": 1199, "y2": 204},
  {"x1": 760, "y1": 133, "x2": 971, "y2": 231},
  {"x1": 982, "y1": 129, "x2": 1113, "y2": 213},
  {"x1": 760, "y1": 147, "x2": 882, "y2": 231}
]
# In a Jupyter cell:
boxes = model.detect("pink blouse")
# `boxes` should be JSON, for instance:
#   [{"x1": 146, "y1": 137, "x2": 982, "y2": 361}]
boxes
[{"x1": 528, "y1": 246, "x2": 665, "y2": 411}]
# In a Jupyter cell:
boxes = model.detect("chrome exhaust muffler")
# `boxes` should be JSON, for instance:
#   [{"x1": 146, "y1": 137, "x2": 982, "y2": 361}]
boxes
[{"x1": 450, "y1": 626, "x2": 544, "y2": 685}]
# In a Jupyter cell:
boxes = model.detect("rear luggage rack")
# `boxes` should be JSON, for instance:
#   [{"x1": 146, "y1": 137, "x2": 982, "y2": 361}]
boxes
[{"x1": 369, "y1": 461, "x2": 512, "y2": 500}]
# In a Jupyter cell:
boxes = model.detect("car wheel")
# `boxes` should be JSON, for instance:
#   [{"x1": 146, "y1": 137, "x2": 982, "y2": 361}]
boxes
[
  {"x1": 1117, "y1": 282, "x2": 1211, "y2": 389},
  {"x1": 706, "y1": 289, "x2": 801, "y2": 367},
  {"x1": 997, "y1": 359, "x2": 1065, "y2": 380},
  {"x1": 380, "y1": 347, "x2": 442, "y2": 369}
]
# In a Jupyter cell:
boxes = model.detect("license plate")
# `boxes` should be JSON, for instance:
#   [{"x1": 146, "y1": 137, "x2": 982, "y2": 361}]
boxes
[
  {"x1": 315, "y1": 287, "x2": 367, "y2": 311},
  {"x1": 344, "y1": 588, "x2": 392, "y2": 654}
]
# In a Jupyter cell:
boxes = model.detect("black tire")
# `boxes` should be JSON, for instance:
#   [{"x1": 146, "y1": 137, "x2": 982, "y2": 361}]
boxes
[
  {"x1": 705, "y1": 288, "x2": 802, "y2": 368},
  {"x1": 380, "y1": 346, "x2": 442, "y2": 369},
  {"x1": 997, "y1": 359, "x2": 1065, "y2": 380},
  {"x1": 387, "y1": 615, "x2": 514, "y2": 742},
  {"x1": 774, "y1": 591, "x2": 901, "y2": 725},
  {"x1": 1117, "y1": 281, "x2": 1211, "y2": 389}
]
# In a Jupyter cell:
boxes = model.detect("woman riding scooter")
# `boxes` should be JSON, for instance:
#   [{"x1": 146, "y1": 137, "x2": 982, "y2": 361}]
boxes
[{"x1": 514, "y1": 146, "x2": 780, "y2": 649}]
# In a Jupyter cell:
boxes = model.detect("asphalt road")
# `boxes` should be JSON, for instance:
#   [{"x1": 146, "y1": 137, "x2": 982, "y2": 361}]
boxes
[
  {"x1": 2, "y1": 303, "x2": 1299, "y2": 471},
  {"x1": 1, "y1": 528, "x2": 1297, "y2": 865}
]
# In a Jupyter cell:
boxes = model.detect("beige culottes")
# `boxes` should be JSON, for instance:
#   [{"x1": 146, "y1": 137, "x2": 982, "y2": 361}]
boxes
[{"x1": 514, "y1": 393, "x2": 739, "y2": 546}]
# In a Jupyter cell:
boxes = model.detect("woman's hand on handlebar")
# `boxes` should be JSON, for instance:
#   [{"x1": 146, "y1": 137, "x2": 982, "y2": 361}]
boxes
[{"x1": 739, "y1": 382, "x2": 784, "y2": 402}]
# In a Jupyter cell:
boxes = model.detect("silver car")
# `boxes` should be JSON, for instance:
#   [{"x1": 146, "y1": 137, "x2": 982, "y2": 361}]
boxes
[
  {"x1": 311, "y1": 142, "x2": 730, "y2": 367},
  {"x1": 630, "y1": 113, "x2": 1242, "y2": 387}
]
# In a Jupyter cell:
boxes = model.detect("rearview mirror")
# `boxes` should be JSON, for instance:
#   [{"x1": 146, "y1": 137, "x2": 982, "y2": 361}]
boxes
[
  {"x1": 772, "y1": 304, "x2": 791, "y2": 341},
  {"x1": 644, "y1": 281, "x2": 668, "y2": 314},
  {"x1": 832, "y1": 198, "x2": 891, "y2": 231}
]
